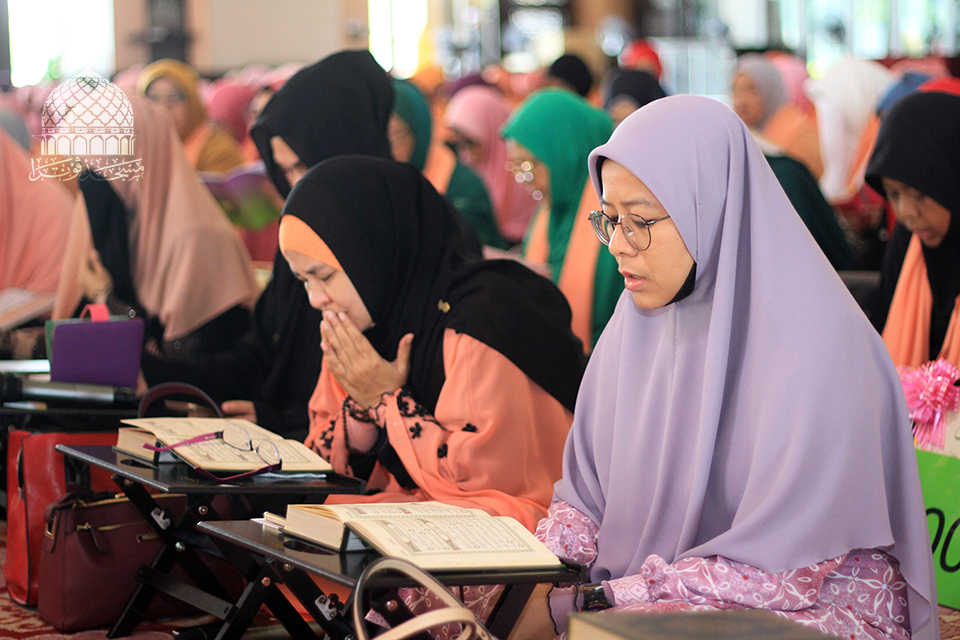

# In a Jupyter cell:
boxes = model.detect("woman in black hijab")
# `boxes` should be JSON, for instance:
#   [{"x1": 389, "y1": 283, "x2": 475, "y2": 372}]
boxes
[
  {"x1": 141, "y1": 50, "x2": 394, "y2": 440},
  {"x1": 602, "y1": 69, "x2": 667, "y2": 128},
  {"x1": 866, "y1": 91, "x2": 960, "y2": 367},
  {"x1": 279, "y1": 155, "x2": 585, "y2": 529},
  {"x1": 251, "y1": 51, "x2": 393, "y2": 198}
]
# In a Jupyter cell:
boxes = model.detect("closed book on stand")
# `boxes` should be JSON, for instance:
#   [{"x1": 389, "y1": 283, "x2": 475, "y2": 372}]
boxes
[{"x1": 568, "y1": 609, "x2": 836, "y2": 640}]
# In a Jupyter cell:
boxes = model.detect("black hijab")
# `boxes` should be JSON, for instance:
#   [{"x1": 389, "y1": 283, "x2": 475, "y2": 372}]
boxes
[
  {"x1": 547, "y1": 54, "x2": 594, "y2": 97},
  {"x1": 228, "y1": 50, "x2": 394, "y2": 432},
  {"x1": 866, "y1": 91, "x2": 960, "y2": 357},
  {"x1": 81, "y1": 175, "x2": 139, "y2": 310},
  {"x1": 282, "y1": 155, "x2": 586, "y2": 415},
  {"x1": 603, "y1": 70, "x2": 667, "y2": 110},
  {"x1": 252, "y1": 50, "x2": 394, "y2": 198},
  {"x1": 142, "y1": 50, "x2": 396, "y2": 438}
]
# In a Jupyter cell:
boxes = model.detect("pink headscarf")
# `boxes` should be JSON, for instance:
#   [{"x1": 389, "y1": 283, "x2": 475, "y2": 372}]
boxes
[
  {"x1": 767, "y1": 51, "x2": 815, "y2": 118},
  {"x1": 444, "y1": 85, "x2": 536, "y2": 244},
  {"x1": 555, "y1": 95, "x2": 938, "y2": 640},
  {"x1": 54, "y1": 95, "x2": 257, "y2": 340},
  {"x1": 891, "y1": 57, "x2": 948, "y2": 78},
  {"x1": 262, "y1": 62, "x2": 305, "y2": 92},
  {"x1": 206, "y1": 80, "x2": 257, "y2": 143},
  {"x1": 0, "y1": 130, "x2": 73, "y2": 292},
  {"x1": 111, "y1": 65, "x2": 144, "y2": 95},
  {"x1": 234, "y1": 63, "x2": 271, "y2": 89}
]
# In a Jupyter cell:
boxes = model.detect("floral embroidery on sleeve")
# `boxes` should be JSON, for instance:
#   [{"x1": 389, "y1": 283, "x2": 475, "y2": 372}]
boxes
[
  {"x1": 311, "y1": 418, "x2": 337, "y2": 455},
  {"x1": 636, "y1": 554, "x2": 842, "y2": 611},
  {"x1": 535, "y1": 500, "x2": 599, "y2": 567},
  {"x1": 396, "y1": 387, "x2": 436, "y2": 421},
  {"x1": 605, "y1": 550, "x2": 909, "y2": 640}
]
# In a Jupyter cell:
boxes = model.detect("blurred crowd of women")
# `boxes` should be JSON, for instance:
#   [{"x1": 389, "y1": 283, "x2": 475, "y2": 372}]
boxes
[{"x1": 3, "y1": 39, "x2": 960, "y2": 640}]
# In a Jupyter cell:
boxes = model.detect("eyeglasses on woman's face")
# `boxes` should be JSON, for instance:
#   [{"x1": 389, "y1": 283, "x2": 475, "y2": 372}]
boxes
[{"x1": 588, "y1": 210, "x2": 671, "y2": 251}]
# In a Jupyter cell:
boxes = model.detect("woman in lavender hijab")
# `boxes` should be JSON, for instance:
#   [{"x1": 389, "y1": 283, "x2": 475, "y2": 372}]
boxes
[{"x1": 510, "y1": 95, "x2": 937, "y2": 640}]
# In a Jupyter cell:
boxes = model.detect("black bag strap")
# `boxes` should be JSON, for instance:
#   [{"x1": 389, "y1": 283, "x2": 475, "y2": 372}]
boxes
[
  {"x1": 43, "y1": 489, "x2": 116, "y2": 526},
  {"x1": 138, "y1": 382, "x2": 224, "y2": 419}
]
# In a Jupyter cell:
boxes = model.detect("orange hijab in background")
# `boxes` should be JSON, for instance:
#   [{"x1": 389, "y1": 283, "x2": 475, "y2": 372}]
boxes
[
  {"x1": 0, "y1": 130, "x2": 73, "y2": 292},
  {"x1": 736, "y1": 55, "x2": 823, "y2": 180},
  {"x1": 137, "y1": 59, "x2": 243, "y2": 173},
  {"x1": 53, "y1": 95, "x2": 257, "y2": 341},
  {"x1": 865, "y1": 92, "x2": 960, "y2": 367}
]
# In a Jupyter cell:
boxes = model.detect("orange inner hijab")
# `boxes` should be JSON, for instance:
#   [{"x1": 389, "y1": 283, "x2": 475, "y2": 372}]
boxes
[
  {"x1": 762, "y1": 104, "x2": 823, "y2": 180},
  {"x1": 422, "y1": 140, "x2": 456, "y2": 194},
  {"x1": 278, "y1": 215, "x2": 343, "y2": 271},
  {"x1": 524, "y1": 180, "x2": 600, "y2": 351},
  {"x1": 883, "y1": 234, "x2": 960, "y2": 367},
  {"x1": 181, "y1": 121, "x2": 213, "y2": 168}
]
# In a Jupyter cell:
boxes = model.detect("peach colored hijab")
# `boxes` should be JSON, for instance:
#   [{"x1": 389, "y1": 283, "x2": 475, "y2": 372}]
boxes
[
  {"x1": 880, "y1": 236, "x2": 960, "y2": 366},
  {"x1": 737, "y1": 55, "x2": 823, "y2": 180},
  {"x1": 53, "y1": 96, "x2": 256, "y2": 340},
  {"x1": 0, "y1": 130, "x2": 73, "y2": 292}
]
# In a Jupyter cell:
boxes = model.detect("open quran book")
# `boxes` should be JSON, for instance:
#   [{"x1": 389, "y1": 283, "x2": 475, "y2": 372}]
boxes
[
  {"x1": 115, "y1": 417, "x2": 332, "y2": 474},
  {"x1": 0, "y1": 288, "x2": 55, "y2": 331},
  {"x1": 282, "y1": 501, "x2": 562, "y2": 571}
]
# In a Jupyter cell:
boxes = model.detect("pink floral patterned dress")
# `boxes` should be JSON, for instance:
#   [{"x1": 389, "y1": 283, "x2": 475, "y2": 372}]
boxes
[{"x1": 536, "y1": 501, "x2": 912, "y2": 640}]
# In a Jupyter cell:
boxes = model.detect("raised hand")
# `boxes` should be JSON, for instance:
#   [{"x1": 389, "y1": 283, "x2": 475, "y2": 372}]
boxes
[
  {"x1": 80, "y1": 249, "x2": 114, "y2": 303},
  {"x1": 320, "y1": 310, "x2": 413, "y2": 409}
]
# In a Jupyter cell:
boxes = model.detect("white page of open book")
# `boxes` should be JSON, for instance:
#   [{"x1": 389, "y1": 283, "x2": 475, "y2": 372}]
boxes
[
  {"x1": 353, "y1": 515, "x2": 561, "y2": 569},
  {"x1": 122, "y1": 417, "x2": 331, "y2": 471}
]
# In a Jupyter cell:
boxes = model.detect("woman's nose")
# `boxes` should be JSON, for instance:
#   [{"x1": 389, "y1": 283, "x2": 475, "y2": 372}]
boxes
[
  {"x1": 307, "y1": 287, "x2": 331, "y2": 310},
  {"x1": 895, "y1": 198, "x2": 919, "y2": 222},
  {"x1": 607, "y1": 223, "x2": 637, "y2": 257}
]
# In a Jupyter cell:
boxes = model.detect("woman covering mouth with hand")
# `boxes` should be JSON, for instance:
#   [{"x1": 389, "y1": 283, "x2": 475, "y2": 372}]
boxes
[{"x1": 278, "y1": 154, "x2": 585, "y2": 531}]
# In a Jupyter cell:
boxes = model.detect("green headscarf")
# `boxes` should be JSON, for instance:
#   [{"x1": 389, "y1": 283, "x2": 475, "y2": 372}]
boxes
[
  {"x1": 392, "y1": 79, "x2": 507, "y2": 249},
  {"x1": 504, "y1": 88, "x2": 618, "y2": 347},
  {"x1": 502, "y1": 89, "x2": 613, "y2": 276},
  {"x1": 392, "y1": 79, "x2": 432, "y2": 171}
]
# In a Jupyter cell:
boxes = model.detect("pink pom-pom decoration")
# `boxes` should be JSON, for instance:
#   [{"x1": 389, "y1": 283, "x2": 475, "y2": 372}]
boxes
[{"x1": 897, "y1": 359, "x2": 960, "y2": 450}]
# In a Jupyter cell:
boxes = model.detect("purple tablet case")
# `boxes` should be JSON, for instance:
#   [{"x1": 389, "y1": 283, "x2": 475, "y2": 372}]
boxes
[{"x1": 48, "y1": 318, "x2": 144, "y2": 389}]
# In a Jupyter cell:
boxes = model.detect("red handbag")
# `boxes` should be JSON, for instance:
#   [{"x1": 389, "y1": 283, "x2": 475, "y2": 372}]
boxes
[
  {"x1": 37, "y1": 490, "x2": 193, "y2": 631},
  {"x1": 4, "y1": 429, "x2": 117, "y2": 605}
]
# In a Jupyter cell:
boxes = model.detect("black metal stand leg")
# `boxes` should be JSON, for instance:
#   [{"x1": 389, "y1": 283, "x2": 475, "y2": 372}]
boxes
[
  {"x1": 212, "y1": 560, "x2": 316, "y2": 640},
  {"x1": 62, "y1": 454, "x2": 90, "y2": 488},
  {"x1": 366, "y1": 582, "x2": 535, "y2": 640},
  {"x1": 108, "y1": 539, "x2": 179, "y2": 638},
  {"x1": 107, "y1": 476, "x2": 236, "y2": 638},
  {"x1": 264, "y1": 587, "x2": 319, "y2": 639},
  {"x1": 282, "y1": 568, "x2": 357, "y2": 640},
  {"x1": 369, "y1": 589, "x2": 432, "y2": 640},
  {"x1": 209, "y1": 535, "x2": 320, "y2": 640}
]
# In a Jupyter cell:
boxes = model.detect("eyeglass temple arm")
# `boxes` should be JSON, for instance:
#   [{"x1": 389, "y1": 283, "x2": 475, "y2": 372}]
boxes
[{"x1": 143, "y1": 431, "x2": 223, "y2": 452}]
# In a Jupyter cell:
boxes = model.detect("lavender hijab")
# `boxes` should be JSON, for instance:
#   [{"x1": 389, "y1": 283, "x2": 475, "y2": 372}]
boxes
[{"x1": 554, "y1": 95, "x2": 937, "y2": 639}]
